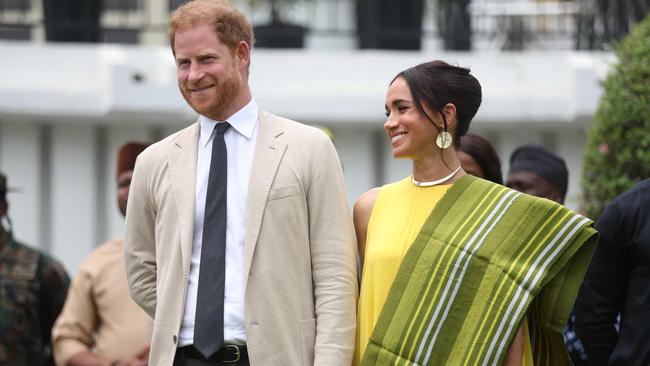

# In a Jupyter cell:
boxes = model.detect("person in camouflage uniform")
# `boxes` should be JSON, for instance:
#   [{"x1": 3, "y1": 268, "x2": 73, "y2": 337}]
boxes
[{"x1": 0, "y1": 172, "x2": 70, "y2": 365}]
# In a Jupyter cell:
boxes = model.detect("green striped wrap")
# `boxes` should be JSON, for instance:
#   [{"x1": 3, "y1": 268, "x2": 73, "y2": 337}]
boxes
[{"x1": 361, "y1": 175, "x2": 597, "y2": 366}]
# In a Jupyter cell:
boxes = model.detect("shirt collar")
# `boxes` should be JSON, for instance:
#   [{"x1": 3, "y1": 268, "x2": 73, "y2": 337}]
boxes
[{"x1": 199, "y1": 99, "x2": 259, "y2": 147}]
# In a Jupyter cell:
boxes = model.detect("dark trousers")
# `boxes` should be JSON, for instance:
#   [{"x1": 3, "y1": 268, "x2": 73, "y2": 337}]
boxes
[{"x1": 173, "y1": 345, "x2": 250, "y2": 366}]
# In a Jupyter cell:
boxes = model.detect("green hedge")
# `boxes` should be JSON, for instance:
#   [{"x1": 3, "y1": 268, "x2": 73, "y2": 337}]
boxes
[{"x1": 581, "y1": 13, "x2": 650, "y2": 220}]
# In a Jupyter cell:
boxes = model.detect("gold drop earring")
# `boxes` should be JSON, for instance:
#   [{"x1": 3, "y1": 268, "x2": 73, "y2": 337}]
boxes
[
  {"x1": 436, "y1": 110, "x2": 453, "y2": 149},
  {"x1": 436, "y1": 129, "x2": 453, "y2": 149}
]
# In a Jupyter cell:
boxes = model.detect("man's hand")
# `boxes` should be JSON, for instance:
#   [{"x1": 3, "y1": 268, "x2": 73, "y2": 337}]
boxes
[
  {"x1": 112, "y1": 344, "x2": 151, "y2": 366},
  {"x1": 113, "y1": 344, "x2": 150, "y2": 366},
  {"x1": 67, "y1": 351, "x2": 111, "y2": 366},
  {"x1": 67, "y1": 344, "x2": 150, "y2": 366}
]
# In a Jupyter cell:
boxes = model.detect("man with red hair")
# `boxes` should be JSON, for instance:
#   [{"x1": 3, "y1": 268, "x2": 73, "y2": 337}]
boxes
[{"x1": 124, "y1": 1, "x2": 357, "y2": 366}]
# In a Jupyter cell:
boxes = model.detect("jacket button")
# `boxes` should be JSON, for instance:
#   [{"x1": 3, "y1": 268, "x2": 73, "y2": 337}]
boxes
[{"x1": 173, "y1": 335, "x2": 177, "y2": 344}]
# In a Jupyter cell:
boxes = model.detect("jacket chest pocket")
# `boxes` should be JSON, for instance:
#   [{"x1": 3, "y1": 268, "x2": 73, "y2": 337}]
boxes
[{"x1": 268, "y1": 183, "x2": 301, "y2": 202}]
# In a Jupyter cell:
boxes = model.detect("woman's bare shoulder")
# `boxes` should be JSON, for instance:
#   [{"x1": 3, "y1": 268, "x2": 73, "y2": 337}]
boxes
[{"x1": 354, "y1": 187, "x2": 381, "y2": 218}]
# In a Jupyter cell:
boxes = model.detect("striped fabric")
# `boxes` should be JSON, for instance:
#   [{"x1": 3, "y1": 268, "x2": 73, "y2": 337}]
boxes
[{"x1": 361, "y1": 175, "x2": 597, "y2": 366}]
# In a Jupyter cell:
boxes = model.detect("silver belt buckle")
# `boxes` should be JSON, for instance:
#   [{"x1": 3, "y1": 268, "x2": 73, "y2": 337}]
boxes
[{"x1": 222, "y1": 344, "x2": 241, "y2": 364}]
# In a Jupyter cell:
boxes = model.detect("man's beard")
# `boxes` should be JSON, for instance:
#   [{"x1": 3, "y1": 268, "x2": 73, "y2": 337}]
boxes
[{"x1": 180, "y1": 68, "x2": 241, "y2": 121}]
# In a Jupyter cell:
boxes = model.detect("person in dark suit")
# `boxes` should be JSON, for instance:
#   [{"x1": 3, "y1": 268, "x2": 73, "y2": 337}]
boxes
[{"x1": 576, "y1": 179, "x2": 650, "y2": 366}]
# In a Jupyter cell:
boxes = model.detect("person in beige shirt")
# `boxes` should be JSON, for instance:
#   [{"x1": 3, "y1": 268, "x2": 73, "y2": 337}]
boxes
[{"x1": 52, "y1": 142, "x2": 153, "y2": 366}]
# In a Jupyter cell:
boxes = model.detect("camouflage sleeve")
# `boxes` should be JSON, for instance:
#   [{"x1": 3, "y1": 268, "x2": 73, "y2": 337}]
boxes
[{"x1": 38, "y1": 255, "x2": 70, "y2": 366}]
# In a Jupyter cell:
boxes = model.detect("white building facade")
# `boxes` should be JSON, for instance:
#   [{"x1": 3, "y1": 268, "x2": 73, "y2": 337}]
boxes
[{"x1": 0, "y1": 0, "x2": 616, "y2": 274}]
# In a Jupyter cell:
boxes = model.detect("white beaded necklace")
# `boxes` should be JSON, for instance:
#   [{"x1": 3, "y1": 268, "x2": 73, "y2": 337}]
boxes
[{"x1": 411, "y1": 165, "x2": 462, "y2": 187}]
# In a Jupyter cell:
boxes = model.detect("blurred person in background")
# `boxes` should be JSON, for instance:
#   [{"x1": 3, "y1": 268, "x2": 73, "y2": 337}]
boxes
[
  {"x1": 575, "y1": 178, "x2": 650, "y2": 366},
  {"x1": 0, "y1": 172, "x2": 70, "y2": 365},
  {"x1": 505, "y1": 144, "x2": 588, "y2": 365},
  {"x1": 505, "y1": 145, "x2": 568, "y2": 205},
  {"x1": 52, "y1": 142, "x2": 152, "y2": 366},
  {"x1": 458, "y1": 132, "x2": 503, "y2": 184},
  {"x1": 354, "y1": 60, "x2": 596, "y2": 365}
]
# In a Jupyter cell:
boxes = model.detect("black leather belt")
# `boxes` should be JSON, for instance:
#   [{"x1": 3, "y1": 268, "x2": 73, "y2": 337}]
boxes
[{"x1": 176, "y1": 344, "x2": 248, "y2": 364}]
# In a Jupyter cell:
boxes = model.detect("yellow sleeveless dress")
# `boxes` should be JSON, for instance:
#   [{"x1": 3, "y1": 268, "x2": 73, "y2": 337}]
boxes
[{"x1": 354, "y1": 176, "x2": 533, "y2": 365}]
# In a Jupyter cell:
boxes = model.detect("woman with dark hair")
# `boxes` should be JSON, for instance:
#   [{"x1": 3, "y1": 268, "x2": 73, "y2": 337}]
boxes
[
  {"x1": 458, "y1": 133, "x2": 503, "y2": 184},
  {"x1": 354, "y1": 60, "x2": 597, "y2": 365}
]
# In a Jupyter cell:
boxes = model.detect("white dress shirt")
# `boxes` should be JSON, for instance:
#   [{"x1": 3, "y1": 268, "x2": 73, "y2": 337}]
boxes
[{"x1": 179, "y1": 99, "x2": 259, "y2": 346}]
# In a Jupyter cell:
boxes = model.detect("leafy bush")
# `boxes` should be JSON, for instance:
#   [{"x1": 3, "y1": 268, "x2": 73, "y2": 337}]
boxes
[{"x1": 582, "y1": 13, "x2": 650, "y2": 219}]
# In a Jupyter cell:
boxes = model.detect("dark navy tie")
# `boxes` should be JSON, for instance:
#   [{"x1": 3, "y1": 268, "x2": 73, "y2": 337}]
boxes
[{"x1": 194, "y1": 121, "x2": 230, "y2": 358}]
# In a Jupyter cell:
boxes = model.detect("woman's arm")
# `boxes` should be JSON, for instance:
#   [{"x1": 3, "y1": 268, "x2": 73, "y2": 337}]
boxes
[
  {"x1": 353, "y1": 188, "x2": 380, "y2": 271},
  {"x1": 503, "y1": 324, "x2": 524, "y2": 366}
]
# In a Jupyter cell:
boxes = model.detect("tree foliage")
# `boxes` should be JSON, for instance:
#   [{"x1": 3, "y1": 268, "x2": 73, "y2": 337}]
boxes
[{"x1": 581, "y1": 13, "x2": 650, "y2": 219}]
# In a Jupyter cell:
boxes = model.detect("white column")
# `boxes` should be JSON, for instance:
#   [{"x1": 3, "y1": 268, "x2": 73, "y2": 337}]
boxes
[
  {"x1": 330, "y1": 126, "x2": 375, "y2": 206},
  {"x1": 557, "y1": 127, "x2": 587, "y2": 211},
  {"x1": 0, "y1": 122, "x2": 43, "y2": 249},
  {"x1": 50, "y1": 124, "x2": 98, "y2": 276}
]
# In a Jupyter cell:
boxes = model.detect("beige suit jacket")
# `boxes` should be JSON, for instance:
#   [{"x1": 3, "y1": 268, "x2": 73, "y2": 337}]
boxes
[{"x1": 124, "y1": 111, "x2": 358, "y2": 366}]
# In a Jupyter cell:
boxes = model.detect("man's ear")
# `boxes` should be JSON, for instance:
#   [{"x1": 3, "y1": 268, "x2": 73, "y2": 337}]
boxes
[{"x1": 235, "y1": 41, "x2": 250, "y2": 71}]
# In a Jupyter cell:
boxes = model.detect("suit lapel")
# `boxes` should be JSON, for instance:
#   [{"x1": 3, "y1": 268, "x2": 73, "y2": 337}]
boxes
[
  {"x1": 167, "y1": 123, "x2": 200, "y2": 279},
  {"x1": 244, "y1": 111, "x2": 287, "y2": 287}
]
